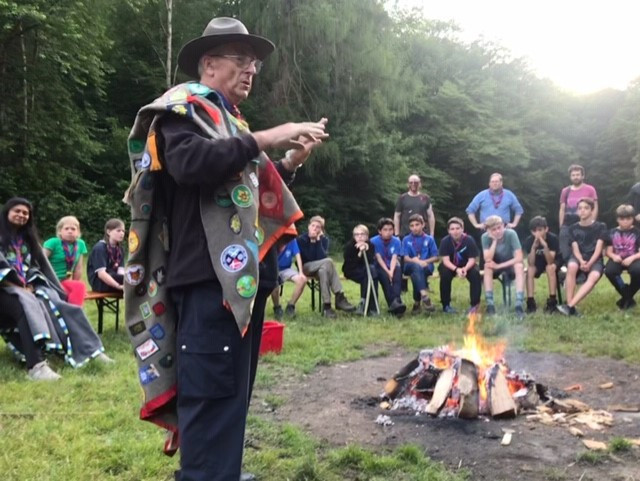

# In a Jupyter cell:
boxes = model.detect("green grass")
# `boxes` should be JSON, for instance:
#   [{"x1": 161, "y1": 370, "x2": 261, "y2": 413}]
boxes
[{"x1": 1, "y1": 269, "x2": 639, "y2": 480}]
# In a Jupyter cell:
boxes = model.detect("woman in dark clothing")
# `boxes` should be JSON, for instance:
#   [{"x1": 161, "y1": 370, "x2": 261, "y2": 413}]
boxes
[{"x1": 342, "y1": 224, "x2": 378, "y2": 315}]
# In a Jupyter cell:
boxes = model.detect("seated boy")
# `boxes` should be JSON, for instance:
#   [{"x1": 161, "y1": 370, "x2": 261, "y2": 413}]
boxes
[
  {"x1": 297, "y1": 215, "x2": 355, "y2": 318},
  {"x1": 523, "y1": 216, "x2": 559, "y2": 313},
  {"x1": 370, "y1": 217, "x2": 406, "y2": 315},
  {"x1": 402, "y1": 214, "x2": 438, "y2": 313},
  {"x1": 343, "y1": 224, "x2": 378, "y2": 315},
  {"x1": 271, "y1": 238, "x2": 307, "y2": 320},
  {"x1": 604, "y1": 204, "x2": 640, "y2": 310},
  {"x1": 438, "y1": 217, "x2": 481, "y2": 313},
  {"x1": 558, "y1": 198, "x2": 607, "y2": 316},
  {"x1": 481, "y1": 215, "x2": 526, "y2": 318}
]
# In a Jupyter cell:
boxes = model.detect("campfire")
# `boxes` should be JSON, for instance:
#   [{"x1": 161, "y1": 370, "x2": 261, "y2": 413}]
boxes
[{"x1": 382, "y1": 313, "x2": 540, "y2": 419}]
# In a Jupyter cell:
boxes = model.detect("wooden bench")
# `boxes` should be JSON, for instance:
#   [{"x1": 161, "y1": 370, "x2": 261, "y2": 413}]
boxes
[{"x1": 85, "y1": 291, "x2": 123, "y2": 334}]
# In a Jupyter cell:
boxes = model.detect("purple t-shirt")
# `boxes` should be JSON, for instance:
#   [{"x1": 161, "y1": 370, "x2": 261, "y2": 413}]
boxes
[
  {"x1": 607, "y1": 227, "x2": 640, "y2": 259},
  {"x1": 560, "y1": 184, "x2": 597, "y2": 224}
]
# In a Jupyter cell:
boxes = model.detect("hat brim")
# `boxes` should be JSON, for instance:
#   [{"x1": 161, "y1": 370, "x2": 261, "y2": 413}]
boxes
[{"x1": 177, "y1": 33, "x2": 275, "y2": 79}]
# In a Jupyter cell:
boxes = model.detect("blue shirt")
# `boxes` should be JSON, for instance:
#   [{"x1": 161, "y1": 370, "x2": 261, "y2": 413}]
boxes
[
  {"x1": 277, "y1": 239, "x2": 300, "y2": 270},
  {"x1": 465, "y1": 189, "x2": 524, "y2": 224},
  {"x1": 370, "y1": 235, "x2": 402, "y2": 268},
  {"x1": 402, "y1": 233, "x2": 438, "y2": 273}
]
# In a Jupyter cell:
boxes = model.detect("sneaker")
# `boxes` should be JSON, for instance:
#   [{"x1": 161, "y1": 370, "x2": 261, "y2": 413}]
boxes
[
  {"x1": 421, "y1": 296, "x2": 436, "y2": 313},
  {"x1": 443, "y1": 305, "x2": 457, "y2": 314},
  {"x1": 411, "y1": 302, "x2": 421, "y2": 314},
  {"x1": 335, "y1": 292, "x2": 356, "y2": 312},
  {"x1": 273, "y1": 305, "x2": 284, "y2": 321},
  {"x1": 485, "y1": 304, "x2": 496, "y2": 316},
  {"x1": 557, "y1": 304, "x2": 578, "y2": 316},
  {"x1": 96, "y1": 352, "x2": 115, "y2": 364},
  {"x1": 389, "y1": 297, "x2": 407, "y2": 315},
  {"x1": 526, "y1": 298, "x2": 537, "y2": 314},
  {"x1": 544, "y1": 297, "x2": 558, "y2": 313},
  {"x1": 323, "y1": 306, "x2": 338, "y2": 319},
  {"x1": 515, "y1": 305, "x2": 525, "y2": 320},
  {"x1": 284, "y1": 304, "x2": 296, "y2": 318},
  {"x1": 28, "y1": 361, "x2": 61, "y2": 381}
]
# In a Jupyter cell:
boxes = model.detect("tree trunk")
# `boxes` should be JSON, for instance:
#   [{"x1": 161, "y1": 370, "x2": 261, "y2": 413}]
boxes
[{"x1": 165, "y1": 0, "x2": 172, "y2": 88}]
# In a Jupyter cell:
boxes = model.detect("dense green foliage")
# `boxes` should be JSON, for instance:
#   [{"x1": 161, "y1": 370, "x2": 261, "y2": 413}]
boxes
[{"x1": 1, "y1": 0, "x2": 639, "y2": 246}]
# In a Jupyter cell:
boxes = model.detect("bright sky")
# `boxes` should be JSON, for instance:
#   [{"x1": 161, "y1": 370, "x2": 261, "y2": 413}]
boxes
[{"x1": 392, "y1": 0, "x2": 640, "y2": 94}]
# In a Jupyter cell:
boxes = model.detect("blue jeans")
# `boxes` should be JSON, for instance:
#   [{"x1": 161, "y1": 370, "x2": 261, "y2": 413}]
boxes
[{"x1": 403, "y1": 262, "x2": 433, "y2": 301}]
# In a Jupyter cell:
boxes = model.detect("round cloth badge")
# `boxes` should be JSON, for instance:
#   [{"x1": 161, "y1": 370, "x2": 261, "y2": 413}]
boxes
[
  {"x1": 260, "y1": 191, "x2": 278, "y2": 209},
  {"x1": 220, "y1": 244, "x2": 249, "y2": 273},
  {"x1": 236, "y1": 275, "x2": 257, "y2": 299},
  {"x1": 140, "y1": 203, "x2": 152, "y2": 216},
  {"x1": 215, "y1": 192, "x2": 233, "y2": 208},
  {"x1": 231, "y1": 185, "x2": 253, "y2": 208},
  {"x1": 139, "y1": 152, "x2": 151, "y2": 169},
  {"x1": 128, "y1": 230, "x2": 140, "y2": 254},
  {"x1": 125, "y1": 264, "x2": 145, "y2": 286},
  {"x1": 229, "y1": 214, "x2": 242, "y2": 234},
  {"x1": 129, "y1": 139, "x2": 145, "y2": 154},
  {"x1": 147, "y1": 279, "x2": 158, "y2": 297}
]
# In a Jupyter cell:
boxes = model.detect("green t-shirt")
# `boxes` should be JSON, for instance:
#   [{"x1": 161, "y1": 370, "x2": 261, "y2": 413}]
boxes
[
  {"x1": 43, "y1": 237, "x2": 88, "y2": 280},
  {"x1": 481, "y1": 228, "x2": 521, "y2": 261}
]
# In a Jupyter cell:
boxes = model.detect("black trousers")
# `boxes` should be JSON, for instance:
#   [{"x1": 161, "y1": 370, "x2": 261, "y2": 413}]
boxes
[
  {"x1": 345, "y1": 264, "x2": 378, "y2": 300},
  {"x1": 438, "y1": 264, "x2": 482, "y2": 308},
  {"x1": 172, "y1": 282, "x2": 254, "y2": 481},
  {"x1": 378, "y1": 267, "x2": 402, "y2": 306},
  {"x1": 0, "y1": 289, "x2": 45, "y2": 368},
  {"x1": 604, "y1": 259, "x2": 640, "y2": 299}
]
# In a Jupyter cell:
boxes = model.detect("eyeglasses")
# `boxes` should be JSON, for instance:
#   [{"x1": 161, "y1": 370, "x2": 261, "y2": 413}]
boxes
[
  {"x1": 211, "y1": 54, "x2": 263, "y2": 74},
  {"x1": 353, "y1": 232, "x2": 367, "y2": 236}
]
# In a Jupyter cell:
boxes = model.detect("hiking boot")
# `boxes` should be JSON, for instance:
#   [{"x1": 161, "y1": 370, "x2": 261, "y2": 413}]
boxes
[
  {"x1": 443, "y1": 305, "x2": 457, "y2": 314},
  {"x1": 485, "y1": 304, "x2": 496, "y2": 316},
  {"x1": 322, "y1": 306, "x2": 338, "y2": 319},
  {"x1": 411, "y1": 302, "x2": 421, "y2": 315},
  {"x1": 421, "y1": 296, "x2": 436, "y2": 313},
  {"x1": 526, "y1": 298, "x2": 537, "y2": 313},
  {"x1": 28, "y1": 361, "x2": 61, "y2": 381},
  {"x1": 273, "y1": 305, "x2": 284, "y2": 321},
  {"x1": 355, "y1": 300, "x2": 366, "y2": 316},
  {"x1": 544, "y1": 297, "x2": 558, "y2": 313},
  {"x1": 284, "y1": 304, "x2": 296, "y2": 318},
  {"x1": 96, "y1": 352, "x2": 115, "y2": 364},
  {"x1": 389, "y1": 297, "x2": 407, "y2": 315},
  {"x1": 335, "y1": 292, "x2": 356, "y2": 312},
  {"x1": 515, "y1": 305, "x2": 525, "y2": 320}
]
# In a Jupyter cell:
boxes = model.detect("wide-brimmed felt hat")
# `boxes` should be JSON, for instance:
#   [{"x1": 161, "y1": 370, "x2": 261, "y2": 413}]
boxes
[{"x1": 177, "y1": 17, "x2": 275, "y2": 79}]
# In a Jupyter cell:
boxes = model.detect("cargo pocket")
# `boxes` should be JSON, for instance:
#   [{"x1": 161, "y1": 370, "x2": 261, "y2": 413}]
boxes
[{"x1": 177, "y1": 334, "x2": 236, "y2": 400}]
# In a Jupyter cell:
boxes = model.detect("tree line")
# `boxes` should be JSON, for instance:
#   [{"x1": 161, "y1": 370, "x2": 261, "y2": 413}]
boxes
[{"x1": 1, "y1": 0, "x2": 639, "y2": 248}]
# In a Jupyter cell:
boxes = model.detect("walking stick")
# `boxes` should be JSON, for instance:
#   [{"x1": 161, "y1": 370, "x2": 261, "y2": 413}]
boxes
[{"x1": 362, "y1": 251, "x2": 380, "y2": 317}]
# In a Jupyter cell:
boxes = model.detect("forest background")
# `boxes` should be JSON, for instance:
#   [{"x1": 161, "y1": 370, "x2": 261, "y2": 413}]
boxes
[{"x1": 2, "y1": 0, "x2": 639, "y2": 248}]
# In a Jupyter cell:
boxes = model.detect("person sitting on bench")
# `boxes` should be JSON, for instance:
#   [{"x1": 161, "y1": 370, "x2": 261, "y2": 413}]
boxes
[
  {"x1": 370, "y1": 217, "x2": 406, "y2": 316},
  {"x1": 343, "y1": 224, "x2": 378, "y2": 316},
  {"x1": 271, "y1": 238, "x2": 307, "y2": 319},
  {"x1": 523, "y1": 216, "x2": 559, "y2": 313},
  {"x1": 87, "y1": 218, "x2": 125, "y2": 293}
]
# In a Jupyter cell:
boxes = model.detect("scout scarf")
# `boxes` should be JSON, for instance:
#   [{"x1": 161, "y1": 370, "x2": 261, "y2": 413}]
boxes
[
  {"x1": 124, "y1": 82, "x2": 302, "y2": 452},
  {"x1": 62, "y1": 241, "x2": 78, "y2": 276}
]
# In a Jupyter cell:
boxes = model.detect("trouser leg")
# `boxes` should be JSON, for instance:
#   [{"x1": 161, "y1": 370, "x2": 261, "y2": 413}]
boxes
[
  {"x1": 626, "y1": 260, "x2": 640, "y2": 299},
  {"x1": 404, "y1": 263, "x2": 426, "y2": 301},
  {"x1": 377, "y1": 271, "x2": 394, "y2": 306},
  {"x1": 438, "y1": 265, "x2": 454, "y2": 307},
  {"x1": 604, "y1": 261, "x2": 626, "y2": 297},
  {"x1": 0, "y1": 290, "x2": 45, "y2": 369},
  {"x1": 467, "y1": 267, "x2": 482, "y2": 306},
  {"x1": 248, "y1": 287, "x2": 269, "y2": 405},
  {"x1": 172, "y1": 282, "x2": 251, "y2": 481}
]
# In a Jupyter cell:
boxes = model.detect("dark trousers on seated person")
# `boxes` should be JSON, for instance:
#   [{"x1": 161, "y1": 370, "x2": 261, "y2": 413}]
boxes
[
  {"x1": 0, "y1": 290, "x2": 45, "y2": 369},
  {"x1": 302, "y1": 259, "x2": 343, "y2": 305},
  {"x1": 403, "y1": 263, "x2": 432, "y2": 302},
  {"x1": 345, "y1": 264, "x2": 378, "y2": 300},
  {"x1": 438, "y1": 264, "x2": 481, "y2": 307},
  {"x1": 378, "y1": 268, "x2": 402, "y2": 306},
  {"x1": 171, "y1": 281, "x2": 253, "y2": 481},
  {"x1": 604, "y1": 259, "x2": 640, "y2": 299}
]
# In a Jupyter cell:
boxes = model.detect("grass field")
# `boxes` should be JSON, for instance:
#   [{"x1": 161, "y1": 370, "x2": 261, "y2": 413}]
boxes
[{"x1": 1, "y1": 267, "x2": 638, "y2": 481}]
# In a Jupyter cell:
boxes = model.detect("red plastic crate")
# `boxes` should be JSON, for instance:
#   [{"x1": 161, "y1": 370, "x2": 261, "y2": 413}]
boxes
[{"x1": 260, "y1": 320, "x2": 285, "y2": 355}]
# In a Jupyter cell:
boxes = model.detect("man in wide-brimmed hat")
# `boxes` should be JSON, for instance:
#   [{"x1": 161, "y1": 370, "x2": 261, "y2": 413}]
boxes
[{"x1": 124, "y1": 17, "x2": 328, "y2": 481}]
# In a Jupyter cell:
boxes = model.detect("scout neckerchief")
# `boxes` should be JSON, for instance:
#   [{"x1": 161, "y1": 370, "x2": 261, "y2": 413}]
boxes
[
  {"x1": 410, "y1": 233, "x2": 425, "y2": 259},
  {"x1": 452, "y1": 234, "x2": 468, "y2": 267},
  {"x1": 107, "y1": 243, "x2": 122, "y2": 271},
  {"x1": 382, "y1": 238, "x2": 393, "y2": 266},
  {"x1": 62, "y1": 240, "x2": 78, "y2": 278},
  {"x1": 9, "y1": 235, "x2": 27, "y2": 285},
  {"x1": 490, "y1": 189, "x2": 504, "y2": 209}
]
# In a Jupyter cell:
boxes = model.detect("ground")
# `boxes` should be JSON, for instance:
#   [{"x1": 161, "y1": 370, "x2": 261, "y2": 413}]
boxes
[{"x1": 254, "y1": 349, "x2": 640, "y2": 481}]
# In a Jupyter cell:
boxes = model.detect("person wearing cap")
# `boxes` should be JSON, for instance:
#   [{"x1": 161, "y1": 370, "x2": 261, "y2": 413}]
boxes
[{"x1": 123, "y1": 17, "x2": 328, "y2": 481}]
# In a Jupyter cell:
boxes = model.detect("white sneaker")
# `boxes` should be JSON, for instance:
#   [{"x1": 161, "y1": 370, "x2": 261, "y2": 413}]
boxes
[
  {"x1": 95, "y1": 352, "x2": 115, "y2": 364},
  {"x1": 28, "y1": 361, "x2": 61, "y2": 381}
]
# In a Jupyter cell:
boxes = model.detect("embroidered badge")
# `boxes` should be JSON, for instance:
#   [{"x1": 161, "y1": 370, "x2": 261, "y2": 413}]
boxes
[
  {"x1": 125, "y1": 264, "x2": 145, "y2": 286},
  {"x1": 249, "y1": 172, "x2": 259, "y2": 188},
  {"x1": 139, "y1": 152, "x2": 151, "y2": 169},
  {"x1": 158, "y1": 354, "x2": 173, "y2": 368},
  {"x1": 220, "y1": 245, "x2": 248, "y2": 273},
  {"x1": 170, "y1": 104, "x2": 188, "y2": 116},
  {"x1": 149, "y1": 323, "x2": 165, "y2": 340},
  {"x1": 140, "y1": 302, "x2": 152, "y2": 320},
  {"x1": 236, "y1": 275, "x2": 257, "y2": 298},
  {"x1": 139, "y1": 364, "x2": 160, "y2": 385},
  {"x1": 153, "y1": 267, "x2": 167, "y2": 285},
  {"x1": 147, "y1": 279, "x2": 158, "y2": 297},
  {"x1": 135, "y1": 283, "x2": 147, "y2": 297},
  {"x1": 128, "y1": 230, "x2": 140, "y2": 254},
  {"x1": 140, "y1": 203, "x2": 152, "y2": 216},
  {"x1": 140, "y1": 172, "x2": 154, "y2": 190},
  {"x1": 231, "y1": 185, "x2": 253, "y2": 208},
  {"x1": 169, "y1": 88, "x2": 189, "y2": 101},
  {"x1": 129, "y1": 139, "x2": 145, "y2": 154},
  {"x1": 128, "y1": 321, "x2": 146, "y2": 337},
  {"x1": 215, "y1": 193, "x2": 233, "y2": 208},
  {"x1": 136, "y1": 338, "x2": 159, "y2": 360},
  {"x1": 152, "y1": 302, "x2": 166, "y2": 316},
  {"x1": 188, "y1": 83, "x2": 210, "y2": 95},
  {"x1": 229, "y1": 214, "x2": 242, "y2": 234},
  {"x1": 260, "y1": 191, "x2": 278, "y2": 209},
  {"x1": 254, "y1": 226, "x2": 265, "y2": 246}
]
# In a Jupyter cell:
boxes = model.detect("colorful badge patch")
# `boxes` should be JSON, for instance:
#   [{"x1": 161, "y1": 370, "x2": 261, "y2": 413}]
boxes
[
  {"x1": 125, "y1": 265, "x2": 145, "y2": 286},
  {"x1": 188, "y1": 83, "x2": 210, "y2": 95},
  {"x1": 152, "y1": 302, "x2": 166, "y2": 316},
  {"x1": 149, "y1": 323, "x2": 165, "y2": 340},
  {"x1": 169, "y1": 88, "x2": 188, "y2": 102},
  {"x1": 229, "y1": 214, "x2": 242, "y2": 234},
  {"x1": 220, "y1": 245, "x2": 248, "y2": 273},
  {"x1": 129, "y1": 139, "x2": 145, "y2": 154},
  {"x1": 136, "y1": 338, "x2": 160, "y2": 360},
  {"x1": 139, "y1": 364, "x2": 160, "y2": 385},
  {"x1": 215, "y1": 193, "x2": 233, "y2": 208},
  {"x1": 170, "y1": 104, "x2": 189, "y2": 116},
  {"x1": 249, "y1": 172, "x2": 259, "y2": 188},
  {"x1": 140, "y1": 302, "x2": 152, "y2": 320},
  {"x1": 135, "y1": 283, "x2": 147, "y2": 297},
  {"x1": 236, "y1": 275, "x2": 257, "y2": 299},
  {"x1": 128, "y1": 321, "x2": 146, "y2": 337},
  {"x1": 231, "y1": 185, "x2": 253, "y2": 208},
  {"x1": 261, "y1": 191, "x2": 278, "y2": 209},
  {"x1": 147, "y1": 279, "x2": 158, "y2": 297},
  {"x1": 128, "y1": 230, "x2": 140, "y2": 254},
  {"x1": 153, "y1": 267, "x2": 167, "y2": 285},
  {"x1": 140, "y1": 152, "x2": 151, "y2": 169},
  {"x1": 140, "y1": 203, "x2": 152, "y2": 216},
  {"x1": 158, "y1": 354, "x2": 173, "y2": 368},
  {"x1": 254, "y1": 227, "x2": 265, "y2": 246}
]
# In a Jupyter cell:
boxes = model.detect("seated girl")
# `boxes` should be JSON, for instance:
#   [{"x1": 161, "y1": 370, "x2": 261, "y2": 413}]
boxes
[
  {"x1": 87, "y1": 219, "x2": 125, "y2": 293},
  {"x1": 43, "y1": 216, "x2": 88, "y2": 306},
  {"x1": 0, "y1": 197, "x2": 112, "y2": 381}
]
